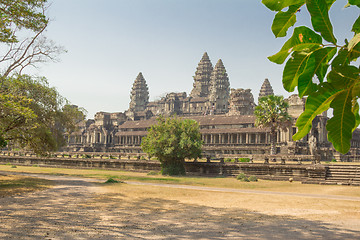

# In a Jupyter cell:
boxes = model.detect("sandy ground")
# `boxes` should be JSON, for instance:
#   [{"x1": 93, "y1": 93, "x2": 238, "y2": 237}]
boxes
[{"x1": 0, "y1": 173, "x2": 360, "y2": 239}]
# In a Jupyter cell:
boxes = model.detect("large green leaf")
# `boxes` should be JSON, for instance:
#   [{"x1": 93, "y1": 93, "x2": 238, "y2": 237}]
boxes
[
  {"x1": 332, "y1": 44, "x2": 360, "y2": 67},
  {"x1": 306, "y1": 0, "x2": 337, "y2": 44},
  {"x1": 326, "y1": 89, "x2": 355, "y2": 153},
  {"x1": 272, "y1": 4, "x2": 302, "y2": 37},
  {"x1": 349, "y1": 0, "x2": 360, "y2": 7},
  {"x1": 297, "y1": 53, "x2": 317, "y2": 97},
  {"x1": 352, "y1": 101, "x2": 360, "y2": 131},
  {"x1": 293, "y1": 83, "x2": 340, "y2": 140},
  {"x1": 328, "y1": 65, "x2": 359, "y2": 90},
  {"x1": 314, "y1": 47, "x2": 337, "y2": 82},
  {"x1": 269, "y1": 26, "x2": 322, "y2": 64},
  {"x1": 352, "y1": 16, "x2": 360, "y2": 33},
  {"x1": 262, "y1": 0, "x2": 305, "y2": 11},
  {"x1": 298, "y1": 47, "x2": 337, "y2": 97},
  {"x1": 283, "y1": 51, "x2": 311, "y2": 92},
  {"x1": 348, "y1": 33, "x2": 360, "y2": 51},
  {"x1": 332, "y1": 48, "x2": 351, "y2": 66}
]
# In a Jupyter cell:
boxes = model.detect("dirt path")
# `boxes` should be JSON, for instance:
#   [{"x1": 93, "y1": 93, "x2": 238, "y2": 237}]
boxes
[{"x1": 1, "y1": 172, "x2": 360, "y2": 239}]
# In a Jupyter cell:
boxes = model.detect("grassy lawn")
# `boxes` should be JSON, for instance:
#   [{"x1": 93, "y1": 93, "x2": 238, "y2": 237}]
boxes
[
  {"x1": 0, "y1": 164, "x2": 359, "y2": 198},
  {"x1": 0, "y1": 174, "x2": 52, "y2": 197}
]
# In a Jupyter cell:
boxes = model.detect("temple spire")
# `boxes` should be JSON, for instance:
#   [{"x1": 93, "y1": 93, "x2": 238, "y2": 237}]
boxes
[
  {"x1": 258, "y1": 78, "x2": 274, "y2": 102},
  {"x1": 190, "y1": 52, "x2": 213, "y2": 98},
  {"x1": 209, "y1": 59, "x2": 230, "y2": 113},
  {"x1": 129, "y1": 72, "x2": 149, "y2": 112}
]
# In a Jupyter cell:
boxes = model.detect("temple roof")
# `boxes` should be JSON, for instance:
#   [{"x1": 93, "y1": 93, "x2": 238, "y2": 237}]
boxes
[{"x1": 118, "y1": 115, "x2": 256, "y2": 129}]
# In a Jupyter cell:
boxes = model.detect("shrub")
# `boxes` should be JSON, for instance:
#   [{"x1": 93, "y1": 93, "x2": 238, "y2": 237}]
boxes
[
  {"x1": 11, "y1": 165, "x2": 17, "y2": 168},
  {"x1": 237, "y1": 173, "x2": 249, "y2": 182},
  {"x1": 104, "y1": 178, "x2": 121, "y2": 184},
  {"x1": 224, "y1": 158, "x2": 232, "y2": 162},
  {"x1": 331, "y1": 159, "x2": 337, "y2": 162},
  {"x1": 109, "y1": 155, "x2": 116, "y2": 159},
  {"x1": 248, "y1": 175, "x2": 258, "y2": 182},
  {"x1": 238, "y1": 158, "x2": 251, "y2": 163},
  {"x1": 32, "y1": 164, "x2": 39, "y2": 167},
  {"x1": 82, "y1": 154, "x2": 91, "y2": 159}
]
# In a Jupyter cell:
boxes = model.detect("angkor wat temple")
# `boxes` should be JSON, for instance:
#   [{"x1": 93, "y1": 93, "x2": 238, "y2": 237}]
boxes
[{"x1": 64, "y1": 52, "x2": 360, "y2": 161}]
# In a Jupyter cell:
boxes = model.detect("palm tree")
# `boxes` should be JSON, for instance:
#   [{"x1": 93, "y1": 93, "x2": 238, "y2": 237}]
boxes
[{"x1": 254, "y1": 95, "x2": 292, "y2": 155}]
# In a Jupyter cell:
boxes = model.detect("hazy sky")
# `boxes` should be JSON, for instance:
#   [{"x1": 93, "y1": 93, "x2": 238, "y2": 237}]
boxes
[{"x1": 33, "y1": 0, "x2": 358, "y2": 118}]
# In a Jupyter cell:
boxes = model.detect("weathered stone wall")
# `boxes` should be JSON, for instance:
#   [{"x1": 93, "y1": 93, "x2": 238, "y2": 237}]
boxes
[{"x1": 0, "y1": 155, "x2": 327, "y2": 182}]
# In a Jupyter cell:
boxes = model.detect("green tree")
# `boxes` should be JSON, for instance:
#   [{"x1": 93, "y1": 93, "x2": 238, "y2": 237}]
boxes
[
  {"x1": 0, "y1": 75, "x2": 86, "y2": 155},
  {"x1": 141, "y1": 116, "x2": 203, "y2": 175},
  {"x1": 0, "y1": 0, "x2": 48, "y2": 43},
  {"x1": 262, "y1": 0, "x2": 360, "y2": 153},
  {"x1": 0, "y1": 1, "x2": 80, "y2": 154},
  {"x1": 254, "y1": 95, "x2": 292, "y2": 155}
]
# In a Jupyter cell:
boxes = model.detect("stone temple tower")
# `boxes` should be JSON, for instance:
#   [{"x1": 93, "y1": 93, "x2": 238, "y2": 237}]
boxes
[
  {"x1": 129, "y1": 72, "x2": 149, "y2": 112},
  {"x1": 258, "y1": 78, "x2": 274, "y2": 102},
  {"x1": 209, "y1": 59, "x2": 230, "y2": 113},
  {"x1": 190, "y1": 52, "x2": 213, "y2": 98}
]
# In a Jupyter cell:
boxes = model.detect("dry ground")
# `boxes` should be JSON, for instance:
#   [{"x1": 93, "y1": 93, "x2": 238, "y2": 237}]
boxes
[{"x1": 0, "y1": 166, "x2": 360, "y2": 239}]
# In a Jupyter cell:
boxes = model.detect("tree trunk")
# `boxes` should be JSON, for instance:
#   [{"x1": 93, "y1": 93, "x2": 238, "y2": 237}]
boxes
[{"x1": 270, "y1": 129, "x2": 277, "y2": 155}]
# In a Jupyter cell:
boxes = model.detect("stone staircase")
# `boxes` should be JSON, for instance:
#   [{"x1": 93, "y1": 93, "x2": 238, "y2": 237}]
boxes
[{"x1": 321, "y1": 165, "x2": 360, "y2": 186}]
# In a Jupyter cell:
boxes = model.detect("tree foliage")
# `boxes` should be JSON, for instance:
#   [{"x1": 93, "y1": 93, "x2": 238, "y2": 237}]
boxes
[
  {"x1": 254, "y1": 95, "x2": 292, "y2": 155},
  {"x1": 0, "y1": 1, "x2": 81, "y2": 155},
  {"x1": 141, "y1": 116, "x2": 203, "y2": 175},
  {"x1": 263, "y1": 0, "x2": 360, "y2": 153},
  {"x1": 0, "y1": 0, "x2": 48, "y2": 43},
  {"x1": 0, "y1": 75, "x2": 85, "y2": 155}
]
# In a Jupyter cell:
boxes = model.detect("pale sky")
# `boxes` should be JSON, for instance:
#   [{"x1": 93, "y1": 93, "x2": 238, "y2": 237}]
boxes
[{"x1": 32, "y1": 0, "x2": 358, "y2": 118}]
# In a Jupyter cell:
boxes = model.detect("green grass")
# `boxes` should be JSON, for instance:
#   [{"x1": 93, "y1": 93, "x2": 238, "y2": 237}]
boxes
[{"x1": 0, "y1": 164, "x2": 359, "y2": 198}]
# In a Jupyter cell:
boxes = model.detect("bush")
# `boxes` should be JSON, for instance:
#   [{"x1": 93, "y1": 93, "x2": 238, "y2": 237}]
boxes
[
  {"x1": 237, "y1": 173, "x2": 249, "y2": 182},
  {"x1": 237, "y1": 173, "x2": 258, "y2": 182},
  {"x1": 331, "y1": 159, "x2": 337, "y2": 162},
  {"x1": 11, "y1": 165, "x2": 17, "y2": 168},
  {"x1": 32, "y1": 164, "x2": 39, "y2": 167},
  {"x1": 109, "y1": 155, "x2": 116, "y2": 159},
  {"x1": 238, "y1": 158, "x2": 251, "y2": 163},
  {"x1": 224, "y1": 158, "x2": 233, "y2": 162},
  {"x1": 104, "y1": 178, "x2": 121, "y2": 184},
  {"x1": 248, "y1": 175, "x2": 258, "y2": 182},
  {"x1": 82, "y1": 154, "x2": 91, "y2": 159}
]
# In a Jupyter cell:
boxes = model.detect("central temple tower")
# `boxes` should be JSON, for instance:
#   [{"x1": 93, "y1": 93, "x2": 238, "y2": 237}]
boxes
[
  {"x1": 190, "y1": 52, "x2": 213, "y2": 98},
  {"x1": 208, "y1": 59, "x2": 230, "y2": 114}
]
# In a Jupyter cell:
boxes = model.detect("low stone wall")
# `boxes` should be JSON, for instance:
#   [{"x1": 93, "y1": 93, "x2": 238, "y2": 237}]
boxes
[
  {"x1": 0, "y1": 155, "x2": 327, "y2": 182},
  {"x1": 185, "y1": 162, "x2": 326, "y2": 181}
]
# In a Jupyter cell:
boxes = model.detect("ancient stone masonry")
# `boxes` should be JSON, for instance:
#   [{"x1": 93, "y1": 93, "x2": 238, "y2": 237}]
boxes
[
  {"x1": 190, "y1": 52, "x2": 213, "y2": 98},
  {"x1": 208, "y1": 59, "x2": 230, "y2": 114},
  {"x1": 258, "y1": 78, "x2": 274, "y2": 102},
  {"x1": 227, "y1": 88, "x2": 255, "y2": 116},
  {"x1": 129, "y1": 72, "x2": 149, "y2": 112},
  {"x1": 63, "y1": 52, "x2": 360, "y2": 162}
]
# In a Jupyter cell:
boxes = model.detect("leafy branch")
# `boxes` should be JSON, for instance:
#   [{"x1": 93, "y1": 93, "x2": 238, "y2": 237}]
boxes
[{"x1": 262, "y1": 0, "x2": 360, "y2": 153}]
